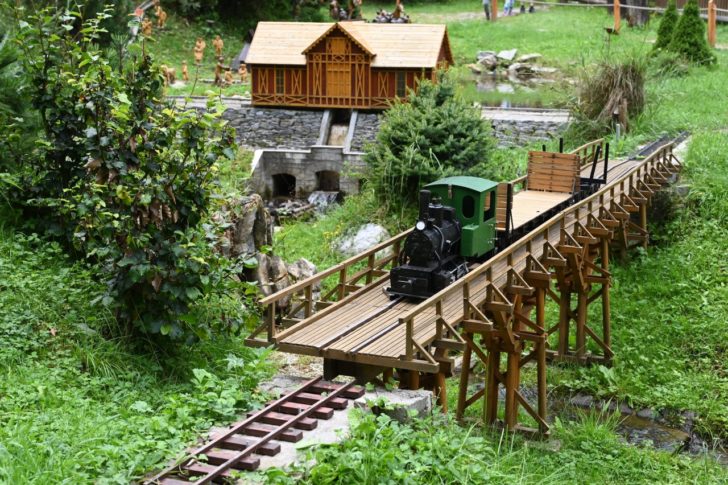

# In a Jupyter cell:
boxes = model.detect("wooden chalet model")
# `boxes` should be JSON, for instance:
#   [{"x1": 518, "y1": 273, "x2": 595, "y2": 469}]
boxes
[{"x1": 245, "y1": 21, "x2": 453, "y2": 109}]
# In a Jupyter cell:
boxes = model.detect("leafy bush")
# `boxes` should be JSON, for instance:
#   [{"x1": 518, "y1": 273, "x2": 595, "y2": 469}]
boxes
[
  {"x1": 12, "y1": 5, "x2": 248, "y2": 342},
  {"x1": 364, "y1": 74, "x2": 494, "y2": 208},
  {"x1": 668, "y1": 0, "x2": 716, "y2": 66},
  {"x1": 653, "y1": 0, "x2": 678, "y2": 51}
]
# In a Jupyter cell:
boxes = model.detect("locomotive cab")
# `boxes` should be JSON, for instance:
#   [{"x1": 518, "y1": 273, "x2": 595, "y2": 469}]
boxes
[
  {"x1": 425, "y1": 177, "x2": 498, "y2": 259},
  {"x1": 388, "y1": 176, "x2": 499, "y2": 299}
]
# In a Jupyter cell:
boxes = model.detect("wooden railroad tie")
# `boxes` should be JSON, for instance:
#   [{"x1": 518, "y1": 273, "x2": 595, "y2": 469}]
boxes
[{"x1": 144, "y1": 377, "x2": 364, "y2": 484}]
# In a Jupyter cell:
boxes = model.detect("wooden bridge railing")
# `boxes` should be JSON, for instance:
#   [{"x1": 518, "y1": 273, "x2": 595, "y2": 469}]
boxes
[
  {"x1": 246, "y1": 229, "x2": 412, "y2": 347},
  {"x1": 570, "y1": 138, "x2": 605, "y2": 168},
  {"x1": 398, "y1": 139, "x2": 677, "y2": 367}
]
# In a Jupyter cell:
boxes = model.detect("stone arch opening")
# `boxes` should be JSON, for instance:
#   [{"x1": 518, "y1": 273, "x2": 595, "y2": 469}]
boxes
[
  {"x1": 316, "y1": 170, "x2": 340, "y2": 191},
  {"x1": 272, "y1": 173, "x2": 296, "y2": 198}
]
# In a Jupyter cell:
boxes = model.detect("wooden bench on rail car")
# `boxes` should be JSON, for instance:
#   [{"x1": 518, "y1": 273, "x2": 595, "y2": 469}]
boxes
[{"x1": 496, "y1": 151, "x2": 582, "y2": 237}]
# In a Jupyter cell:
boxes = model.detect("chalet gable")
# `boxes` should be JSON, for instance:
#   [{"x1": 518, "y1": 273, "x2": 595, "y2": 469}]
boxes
[{"x1": 302, "y1": 22, "x2": 375, "y2": 58}]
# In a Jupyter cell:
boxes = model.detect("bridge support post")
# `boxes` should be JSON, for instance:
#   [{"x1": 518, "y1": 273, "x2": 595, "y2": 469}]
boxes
[
  {"x1": 457, "y1": 266, "x2": 550, "y2": 435},
  {"x1": 547, "y1": 220, "x2": 613, "y2": 365}
]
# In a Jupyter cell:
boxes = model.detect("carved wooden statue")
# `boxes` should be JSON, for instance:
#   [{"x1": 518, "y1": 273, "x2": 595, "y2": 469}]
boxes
[
  {"x1": 224, "y1": 68, "x2": 234, "y2": 87},
  {"x1": 213, "y1": 35, "x2": 224, "y2": 57},
  {"x1": 160, "y1": 65, "x2": 176, "y2": 86},
  {"x1": 156, "y1": 7, "x2": 168, "y2": 29},
  {"x1": 239, "y1": 63, "x2": 248, "y2": 83},
  {"x1": 182, "y1": 60, "x2": 189, "y2": 81},
  {"x1": 193, "y1": 37, "x2": 206, "y2": 65},
  {"x1": 141, "y1": 18, "x2": 153, "y2": 37},
  {"x1": 214, "y1": 56, "x2": 225, "y2": 86}
]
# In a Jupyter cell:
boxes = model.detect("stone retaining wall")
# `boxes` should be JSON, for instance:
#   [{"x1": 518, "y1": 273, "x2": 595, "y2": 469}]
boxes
[
  {"x1": 482, "y1": 107, "x2": 571, "y2": 148},
  {"x1": 350, "y1": 112, "x2": 381, "y2": 152},
  {"x1": 223, "y1": 106, "x2": 324, "y2": 150}
]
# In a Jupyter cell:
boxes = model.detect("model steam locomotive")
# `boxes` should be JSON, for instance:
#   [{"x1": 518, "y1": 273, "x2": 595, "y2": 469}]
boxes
[{"x1": 388, "y1": 176, "x2": 499, "y2": 299}]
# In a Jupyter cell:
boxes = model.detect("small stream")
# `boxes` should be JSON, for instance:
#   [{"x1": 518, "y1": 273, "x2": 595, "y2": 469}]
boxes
[{"x1": 551, "y1": 395, "x2": 728, "y2": 464}]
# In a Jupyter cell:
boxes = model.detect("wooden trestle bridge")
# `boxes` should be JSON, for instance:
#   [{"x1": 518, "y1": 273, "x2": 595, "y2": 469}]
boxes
[{"x1": 246, "y1": 136, "x2": 683, "y2": 434}]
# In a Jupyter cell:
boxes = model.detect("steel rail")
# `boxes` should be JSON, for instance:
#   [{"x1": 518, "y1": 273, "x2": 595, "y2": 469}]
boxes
[
  {"x1": 191, "y1": 380, "x2": 356, "y2": 484},
  {"x1": 146, "y1": 376, "x2": 324, "y2": 484}
]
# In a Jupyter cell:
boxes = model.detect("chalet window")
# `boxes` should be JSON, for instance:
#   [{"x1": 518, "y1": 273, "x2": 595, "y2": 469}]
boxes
[
  {"x1": 396, "y1": 71, "x2": 406, "y2": 98},
  {"x1": 275, "y1": 69, "x2": 285, "y2": 94}
]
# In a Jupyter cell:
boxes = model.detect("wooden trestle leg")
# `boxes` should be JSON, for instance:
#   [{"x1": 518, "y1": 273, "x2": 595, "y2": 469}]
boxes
[{"x1": 457, "y1": 260, "x2": 550, "y2": 435}]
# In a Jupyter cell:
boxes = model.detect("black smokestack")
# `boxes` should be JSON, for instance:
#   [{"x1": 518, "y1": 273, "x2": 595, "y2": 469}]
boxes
[{"x1": 419, "y1": 190, "x2": 431, "y2": 222}]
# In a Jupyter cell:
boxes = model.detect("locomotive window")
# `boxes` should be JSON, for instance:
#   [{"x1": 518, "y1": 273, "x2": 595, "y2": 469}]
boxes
[
  {"x1": 462, "y1": 195, "x2": 475, "y2": 219},
  {"x1": 484, "y1": 191, "x2": 496, "y2": 220}
]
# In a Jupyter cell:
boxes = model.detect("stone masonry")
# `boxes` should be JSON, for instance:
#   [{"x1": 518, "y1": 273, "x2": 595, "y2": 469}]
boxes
[
  {"x1": 482, "y1": 107, "x2": 571, "y2": 148},
  {"x1": 350, "y1": 112, "x2": 381, "y2": 152},
  {"x1": 251, "y1": 146, "x2": 366, "y2": 198}
]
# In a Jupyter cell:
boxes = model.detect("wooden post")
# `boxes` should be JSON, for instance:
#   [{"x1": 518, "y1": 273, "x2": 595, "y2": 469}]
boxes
[
  {"x1": 504, "y1": 352, "x2": 520, "y2": 430},
  {"x1": 456, "y1": 333, "x2": 473, "y2": 420},
  {"x1": 491, "y1": 0, "x2": 498, "y2": 21},
  {"x1": 484, "y1": 349, "x2": 499, "y2": 424},
  {"x1": 601, "y1": 238, "x2": 611, "y2": 353},
  {"x1": 536, "y1": 288, "x2": 548, "y2": 432},
  {"x1": 640, "y1": 201, "x2": 648, "y2": 249},
  {"x1": 383, "y1": 367, "x2": 393, "y2": 384},
  {"x1": 408, "y1": 369, "x2": 420, "y2": 390},
  {"x1": 613, "y1": 0, "x2": 621, "y2": 33},
  {"x1": 558, "y1": 288, "x2": 571, "y2": 356},
  {"x1": 576, "y1": 289, "x2": 588, "y2": 362},
  {"x1": 708, "y1": 0, "x2": 717, "y2": 48}
]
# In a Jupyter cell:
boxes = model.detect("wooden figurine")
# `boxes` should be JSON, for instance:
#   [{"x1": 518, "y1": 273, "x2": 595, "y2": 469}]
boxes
[
  {"x1": 193, "y1": 37, "x2": 206, "y2": 65},
  {"x1": 224, "y1": 68, "x2": 234, "y2": 87},
  {"x1": 182, "y1": 60, "x2": 189, "y2": 81},
  {"x1": 239, "y1": 63, "x2": 248, "y2": 83},
  {"x1": 392, "y1": 1, "x2": 407, "y2": 22},
  {"x1": 213, "y1": 35, "x2": 224, "y2": 57},
  {"x1": 214, "y1": 56, "x2": 225, "y2": 86},
  {"x1": 160, "y1": 65, "x2": 176, "y2": 86},
  {"x1": 141, "y1": 18, "x2": 153, "y2": 37},
  {"x1": 156, "y1": 6, "x2": 168, "y2": 29}
]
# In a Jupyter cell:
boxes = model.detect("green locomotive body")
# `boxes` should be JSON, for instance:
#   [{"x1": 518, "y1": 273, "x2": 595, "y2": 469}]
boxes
[{"x1": 424, "y1": 176, "x2": 498, "y2": 258}]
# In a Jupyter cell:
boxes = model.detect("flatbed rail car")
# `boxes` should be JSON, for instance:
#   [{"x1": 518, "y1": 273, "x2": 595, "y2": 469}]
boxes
[{"x1": 246, "y1": 137, "x2": 682, "y2": 432}]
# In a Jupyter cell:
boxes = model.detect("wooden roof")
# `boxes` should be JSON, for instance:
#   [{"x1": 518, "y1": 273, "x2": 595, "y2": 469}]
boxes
[{"x1": 245, "y1": 22, "x2": 451, "y2": 69}]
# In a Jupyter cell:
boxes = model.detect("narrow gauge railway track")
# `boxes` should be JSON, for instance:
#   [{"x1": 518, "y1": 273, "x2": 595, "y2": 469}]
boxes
[{"x1": 144, "y1": 377, "x2": 364, "y2": 484}]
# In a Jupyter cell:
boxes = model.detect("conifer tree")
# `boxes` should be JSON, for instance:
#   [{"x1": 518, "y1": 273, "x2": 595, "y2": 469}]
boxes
[
  {"x1": 653, "y1": 0, "x2": 678, "y2": 51},
  {"x1": 668, "y1": 0, "x2": 716, "y2": 65}
]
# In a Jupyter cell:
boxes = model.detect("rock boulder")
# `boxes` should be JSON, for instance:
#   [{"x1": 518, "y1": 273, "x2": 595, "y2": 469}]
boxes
[{"x1": 334, "y1": 223, "x2": 390, "y2": 257}]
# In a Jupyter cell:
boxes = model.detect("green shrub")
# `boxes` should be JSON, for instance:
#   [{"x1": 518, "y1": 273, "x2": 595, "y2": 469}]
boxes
[
  {"x1": 364, "y1": 74, "x2": 495, "y2": 209},
  {"x1": 12, "y1": 5, "x2": 250, "y2": 342},
  {"x1": 653, "y1": 0, "x2": 678, "y2": 51},
  {"x1": 668, "y1": 0, "x2": 716, "y2": 65}
]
